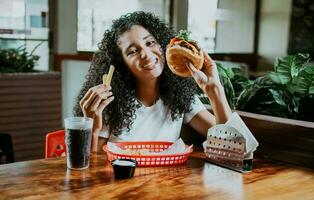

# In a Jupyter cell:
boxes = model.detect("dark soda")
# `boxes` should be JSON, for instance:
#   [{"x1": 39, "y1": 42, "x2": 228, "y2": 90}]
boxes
[{"x1": 65, "y1": 128, "x2": 92, "y2": 169}]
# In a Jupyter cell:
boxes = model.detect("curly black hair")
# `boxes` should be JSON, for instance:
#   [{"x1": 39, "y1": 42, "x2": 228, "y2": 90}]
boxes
[{"x1": 74, "y1": 11, "x2": 197, "y2": 136}]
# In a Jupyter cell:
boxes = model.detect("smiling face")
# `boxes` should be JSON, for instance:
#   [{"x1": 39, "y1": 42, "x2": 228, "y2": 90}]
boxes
[{"x1": 117, "y1": 25, "x2": 164, "y2": 82}]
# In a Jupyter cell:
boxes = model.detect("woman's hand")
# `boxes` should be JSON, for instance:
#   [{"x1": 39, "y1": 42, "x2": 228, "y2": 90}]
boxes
[
  {"x1": 79, "y1": 84, "x2": 114, "y2": 133},
  {"x1": 186, "y1": 49, "x2": 222, "y2": 98},
  {"x1": 187, "y1": 49, "x2": 232, "y2": 124}
]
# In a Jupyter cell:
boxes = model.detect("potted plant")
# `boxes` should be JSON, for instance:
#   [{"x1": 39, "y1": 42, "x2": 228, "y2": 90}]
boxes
[
  {"x1": 194, "y1": 53, "x2": 314, "y2": 168},
  {"x1": 0, "y1": 45, "x2": 62, "y2": 161},
  {"x1": 0, "y1": 45, "x2": 40, "y2": 73}
]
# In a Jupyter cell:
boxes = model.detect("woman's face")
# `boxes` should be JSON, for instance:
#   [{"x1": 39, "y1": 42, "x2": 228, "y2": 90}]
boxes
[{"x1": 117, "y1": 25, "x2": 164, "y2": 81}]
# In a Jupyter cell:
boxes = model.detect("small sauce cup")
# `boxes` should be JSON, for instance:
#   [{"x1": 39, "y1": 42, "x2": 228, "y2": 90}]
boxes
[{"x1": 111, "y1": 159, "x2": 137, "y2": 179}]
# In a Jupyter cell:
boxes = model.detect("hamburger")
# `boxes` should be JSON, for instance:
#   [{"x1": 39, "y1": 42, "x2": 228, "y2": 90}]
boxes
[{"x1": 166, "y1": 30, "x2": 204, "y2": 77}]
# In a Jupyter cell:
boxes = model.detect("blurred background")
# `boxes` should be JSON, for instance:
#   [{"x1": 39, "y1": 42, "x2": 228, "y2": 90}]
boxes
[{"x1": 0, "y1": 0, "x2": 313, "y2": 162}]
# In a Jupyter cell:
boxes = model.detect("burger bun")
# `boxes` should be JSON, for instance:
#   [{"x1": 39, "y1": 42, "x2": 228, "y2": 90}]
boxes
[{"x1": 166, "y1": 45, "x2": 204, "y2": 77}]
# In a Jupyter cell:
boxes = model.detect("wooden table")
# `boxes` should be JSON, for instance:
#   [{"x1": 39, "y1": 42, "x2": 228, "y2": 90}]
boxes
[{"x1": 1, "y1": 148, "x2": 313, "y2": 200}]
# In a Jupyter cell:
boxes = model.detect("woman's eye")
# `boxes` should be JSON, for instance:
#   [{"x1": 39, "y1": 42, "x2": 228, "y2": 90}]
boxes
[
  {"x1": 127, "y1": 49, "x2": 137, "y2": 56},
  {"x1": 147, "y1": 40, "x2": 156, "y2": 46}
]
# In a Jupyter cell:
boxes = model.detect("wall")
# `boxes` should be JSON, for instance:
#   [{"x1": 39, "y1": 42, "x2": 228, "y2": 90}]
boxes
[
  {"x1": 216, "y1": 0, "x2": 256, "y2": 53},
  {"x1": 61, "y1": 60, "x2": 90, "y2": 123},
  {"x1": 172, "y1": 0, "x2": 188, "y2": 31},
  {"x1": 257, "y1": 0, "x2": 292, "y2": 70},
  {"x1": 55, "y1": 0, "x2": 77, "y2": 54},
  {"x1": 54, "y1": 0, "x2": 86, "y2": 122}
]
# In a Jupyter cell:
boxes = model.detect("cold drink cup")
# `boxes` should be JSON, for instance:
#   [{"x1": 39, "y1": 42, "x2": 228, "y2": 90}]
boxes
[{"x1": 64, "y1": 117, "x2": 93, "y2": 170}]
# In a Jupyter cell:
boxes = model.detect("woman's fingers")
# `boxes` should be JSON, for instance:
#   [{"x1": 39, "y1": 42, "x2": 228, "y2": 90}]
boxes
[
  {"x1": 98, "y1": 96, "x2": 115, "y2": 112},
  {"x1": 186, "y1": 61, "x2": 197, "y2": 74},
  {"x1": 80, "y1": 84, "x2": 112, "y2": 115},
  {"x1": 201, "y1": 49, "x2": 220, "y2": 82},
  {"x1": 202, "y1": 49, "x2": 216, "y2": 75},
  {"x1": 186, "y1": 62, "x2": 208, "y2": 84},
  {"x1": 89, "y1": 91, "x2": 113, "y2": 112},
  {"x1": 203, "y1": 49, "x2": 215, "y2": 65},
  {"x1": 80, "y1": 91, "x2": 96, "y2": 114},
  {"x1": 88, "y1": 95, "x2": 103, "y2": 112},
  {"x1": 79, "y1": 89, "x2": 93, "y2": 109}
]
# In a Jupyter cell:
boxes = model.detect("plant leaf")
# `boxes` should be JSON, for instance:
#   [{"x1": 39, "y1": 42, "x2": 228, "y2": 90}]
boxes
[
  {"x1": 309, "y1": 81, "x2": 314, "y2": 95},
  {"x1": 176, "y1": 30, "x2": 191, "y2": 41},
  {"x1": 216, "y1": 62, "x2": 234, "y2": 78},
  {"x1": 268, "y1": 72, "x2": 288, "y2": 84},
  {"x1": 274, "y1": 53, "x2": 310, "y2": 84},
  {"x1": 290, "y1": 65, "x2": 314, "y2": 95},
  {"x1": 268, "y1": 89, "x2": 287, "y2": 107},
  {"x1": 219, "y1": 75, "x2": 236, "y2": 109},
  {"x1": 237, "y1": 75, "x2": 273, "y2": 109},
  {"x1": 215, "y1": 62, "x2": 237, "y2": 108}
]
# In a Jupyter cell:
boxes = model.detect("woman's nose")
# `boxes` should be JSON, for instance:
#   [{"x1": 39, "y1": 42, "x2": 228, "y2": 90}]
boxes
[{"x1": 140, "y1": 47, "x2": 151, "y2": 59}]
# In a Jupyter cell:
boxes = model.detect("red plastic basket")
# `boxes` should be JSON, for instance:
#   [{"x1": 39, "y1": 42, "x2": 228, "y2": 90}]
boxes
[{"x1": 103, "y1": 141, "x2": 193, "y2": 167}]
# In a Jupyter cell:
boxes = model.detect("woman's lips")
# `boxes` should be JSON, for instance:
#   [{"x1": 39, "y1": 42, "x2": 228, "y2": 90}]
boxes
[{"x1": 142, "y1": 58, "x2": 158, "y2": 70}]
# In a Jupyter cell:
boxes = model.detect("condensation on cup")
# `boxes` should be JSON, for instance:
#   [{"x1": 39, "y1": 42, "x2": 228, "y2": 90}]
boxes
[{"x1": 64, "y1": 117, "x2": 93, "y2": 170}]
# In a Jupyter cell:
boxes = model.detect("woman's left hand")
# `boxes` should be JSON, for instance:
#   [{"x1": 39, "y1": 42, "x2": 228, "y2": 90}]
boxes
[{"x1": 187, "y1": 49, "x2": 222, "y2": 98}]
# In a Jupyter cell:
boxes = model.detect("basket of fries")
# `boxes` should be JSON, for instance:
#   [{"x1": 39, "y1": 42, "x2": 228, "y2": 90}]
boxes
[{"x1": 103, "y1": 141, "x2": 193, "y2": 167}]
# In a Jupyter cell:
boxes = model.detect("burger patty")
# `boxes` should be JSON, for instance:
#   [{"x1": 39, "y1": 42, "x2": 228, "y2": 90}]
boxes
[{"x1": 172, "y1": 40, "x2": 200, "y2": 55}]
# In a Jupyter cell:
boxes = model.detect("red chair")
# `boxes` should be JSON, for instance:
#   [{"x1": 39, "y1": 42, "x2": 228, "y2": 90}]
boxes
[{"x1": 45, "y1": 130, "x2": 66, "y2": 159}]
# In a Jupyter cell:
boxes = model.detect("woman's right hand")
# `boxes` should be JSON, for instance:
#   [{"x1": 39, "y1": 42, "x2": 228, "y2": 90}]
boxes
[{"x1": 79, "y1": 84, "x2": 114, "y2": 133}]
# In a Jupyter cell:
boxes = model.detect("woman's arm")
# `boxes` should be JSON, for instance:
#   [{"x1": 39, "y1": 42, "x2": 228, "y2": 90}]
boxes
[
  {"x1": 187, "y1": 50, "x2": 232, "y2": 136},
  {"x1": 79, "y1": 84, "x2": 114, "y2": 152},
  {"x1": 97, "y1": 137, "x2": 109, "y2": 152},
  {"x1": 188, "y1": 84, "x2": 231, "y2": 137},
  {"x1": 188, "y1": 110, "x2": 215, "y2": 137},
  {"x1": 91, "y1": 129, "x2": 109, "y2": 152},
  {"x1": 205, "y1": 82, "x2": 232, "y2": 124}
]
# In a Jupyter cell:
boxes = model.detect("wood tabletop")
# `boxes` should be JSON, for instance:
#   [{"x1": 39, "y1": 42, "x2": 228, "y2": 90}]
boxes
[{"x1": 0, "y1": 148, "x2": 314, "y2": 200}]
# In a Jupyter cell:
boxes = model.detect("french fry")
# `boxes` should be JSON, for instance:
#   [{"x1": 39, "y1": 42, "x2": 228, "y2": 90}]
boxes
[
  {"x1": 105, "y1": 65, "x2": 115, "y2": 86},
  {"x1": 102, "y1": 74, "x2": 107, "y2": 85}
]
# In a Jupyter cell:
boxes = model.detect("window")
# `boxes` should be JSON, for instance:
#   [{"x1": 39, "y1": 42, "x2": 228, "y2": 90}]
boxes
[
  {"x1": 188, "y1": 0, "x2": 256, "y2": 53},
  {"x1": 188, "y1": 0, "x2": 218, "y2": 53},
  {"x1": 0, "y1": 0, "x2": 49, "y2": 71},
  {"x1": 77, "y1": 0, "x2": 171, "y2": 52}
]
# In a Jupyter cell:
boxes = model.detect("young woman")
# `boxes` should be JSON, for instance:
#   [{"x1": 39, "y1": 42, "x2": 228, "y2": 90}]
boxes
[{"x1": 74, "y1": 11, "x2": 231, "y2": 152}]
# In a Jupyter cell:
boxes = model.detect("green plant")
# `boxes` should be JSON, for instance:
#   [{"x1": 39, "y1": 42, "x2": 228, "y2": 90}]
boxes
[
  {"x1": 198, "y1": 53, "x2": 314, "y2": 122},
  {"x1": 0, "y1": 44, "x2": 41, "y2": 73},
  {"x1": 237, "y1": 53, "x2": 314, "y2": 121}
]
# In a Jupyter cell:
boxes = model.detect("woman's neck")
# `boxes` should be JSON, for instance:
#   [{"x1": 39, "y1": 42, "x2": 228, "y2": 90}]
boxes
[{"x1": 136, "y1": 79, "x2": 159, "y2": 106}]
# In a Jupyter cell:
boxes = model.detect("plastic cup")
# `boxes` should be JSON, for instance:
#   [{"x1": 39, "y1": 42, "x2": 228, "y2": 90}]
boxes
[{"x1": 64, "y1": 117, "x2": 93, "y2": 170}]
